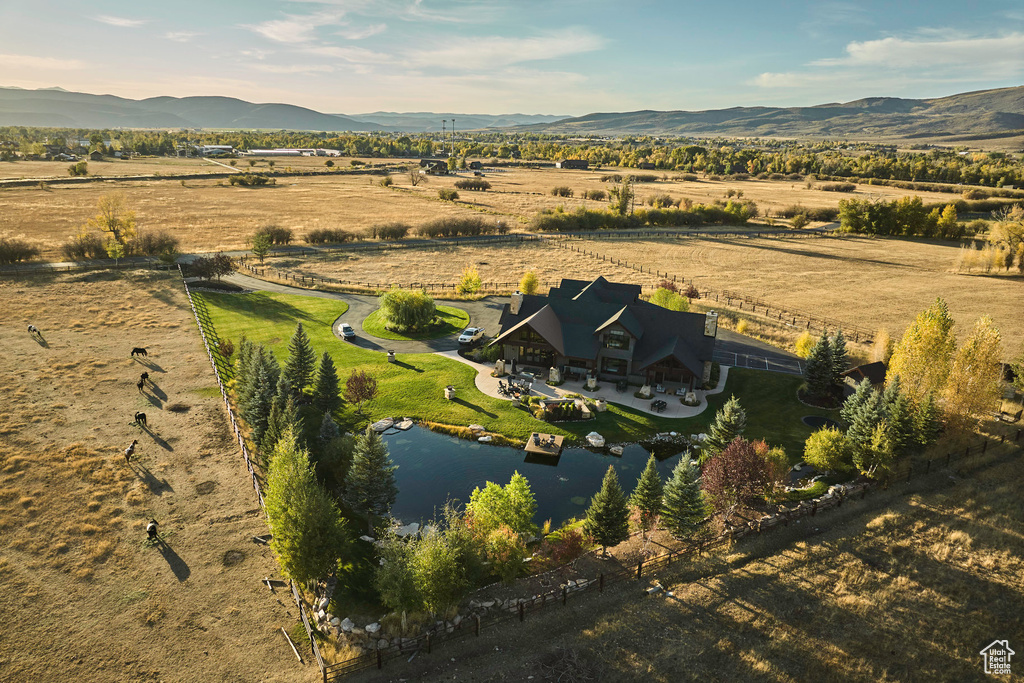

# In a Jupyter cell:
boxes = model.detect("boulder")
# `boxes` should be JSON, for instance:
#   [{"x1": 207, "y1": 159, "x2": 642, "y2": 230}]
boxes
[
  {"x1": 646, "y1": 585, "x2": 663, "y2": 596},
  {"x1": 365, "y1": 622, "x2": 381, "y2": 634},
  {"x1": 351, "y1": 627, "x2": 365, "y2": 636},
  {"x1": 481, "y1": 600, "x2": 495, "y2": 608},
  {"x1": 378, "y1": 639, "x2": 389, "y2": 649},
  {"x1": 330, "y1": 617, "x2": 341, "y2": 627},
  {"x1": 317, "y1": 597, "x2": 330, "y2": 611},
  {"x1": 340, "y1": 618, "x2": 354, "y2": 633},
  {"x1": 453, "y1": 614, "x2": 462, "y2": 626}
]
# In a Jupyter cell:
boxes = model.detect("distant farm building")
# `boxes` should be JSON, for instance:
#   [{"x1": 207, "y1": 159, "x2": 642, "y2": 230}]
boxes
[
  {"x1": 637, "y1": 162, "x2": 656, "y2": 170},
  {"x1": 556, "y1": 159, "x2": 589, "y2": 170},
  {"x1": 242, "y1": 148, "x2": 341, "y2": 157},
  {"x1": 198, "y1": 145, "x2": 235, "y2": 157}
]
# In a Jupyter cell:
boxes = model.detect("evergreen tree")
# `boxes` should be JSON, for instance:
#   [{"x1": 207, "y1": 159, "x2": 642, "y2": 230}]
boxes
[
  {"x1": 661, "y1": 456, "x2": 707, "y2": 538},
  {"x1": 803, "y1": 329, "x2": 834, "y2": 401},
  {"x1": 318, "y1": 411, "x2": 340, "y2": 444},
  {"x1": 284, "y1": 323, "x2": 316, "y2": 395},
  {"x1": 234, "y1": 336, "x2": 255, "y2": 403},
  {"x1": 242, "y1": 349, "x2": 279, "y2": 447},
  {"x1": 830, "y1": 329, "x2": 849, "y2": 387},
  {"x1": 344, "y1": 427, "x2": 398, "y2": 530},
  {"x1": 700, "y1": 395, "x2": 747, "y2": 463},
  {"x1": 312, "y1": 351, "x2": 342, "y2": 415},
  {"x1": 629, "y1": 456, "x2": 663, "y2": 536},
  {"x1": 264, "y1": 428, "x2": 349, "y2": 585},
  {"x1": 846, "y1": 387, "x2": 885, "y2": 457},
  {"x1": 583, "y1": 465, "x2": 630, "y2": 556},
  {"x1": 883, "y1": 377, "x2": 915, "y2": 457},
  {"x1": 840, "y1": 378, "x2": 873, "y2": 426},
  {"x1": 261, "y1": 375, "x2": 298, "y2": 455},
  {"x1": 914, "y1": 392, "x2": 942, "y2": 450}
]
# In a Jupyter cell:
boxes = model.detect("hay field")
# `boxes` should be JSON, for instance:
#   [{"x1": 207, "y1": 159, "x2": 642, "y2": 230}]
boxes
[
  {"x1": 575, "y1": 234, "x2": 1024, "y2": 346},
  {"x1": 366, "y1": 442, "x2": 1023, "y2": 682},
  {"x1": 0, "y1": 271, "x2": 309, "y2": 683},
  {"x1": 1, "y1": 160, "x2": 969, "y2": 261},
  {"x1": 0, "y1": 156, "x2": 226, "y2": 179}
]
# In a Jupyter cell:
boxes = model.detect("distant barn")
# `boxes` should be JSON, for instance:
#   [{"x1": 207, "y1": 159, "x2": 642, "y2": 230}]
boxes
[{"x1": 555, "y1": 159, "x2": 589, "y2": 170}]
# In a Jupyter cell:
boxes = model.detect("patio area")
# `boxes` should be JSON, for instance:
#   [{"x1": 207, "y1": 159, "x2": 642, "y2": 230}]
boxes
[{"x1": 435, "y1": 350, "x2": 729, "y2": 419}]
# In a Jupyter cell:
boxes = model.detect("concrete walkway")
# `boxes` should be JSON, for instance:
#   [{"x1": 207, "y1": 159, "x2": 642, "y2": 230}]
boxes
[{"x1": 437, "y1": 347, "x2": 730, "y2": 420}]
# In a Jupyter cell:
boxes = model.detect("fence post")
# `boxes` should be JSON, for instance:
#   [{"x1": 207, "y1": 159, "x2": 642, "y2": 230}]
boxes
[
  {"x1": 426, "y1": 633, "x2": 431, "y2": 654},
  {"x1": 376, "y1": 647, "x2": 383, "y2": 670},
  {"x1": 518, "y1": 602, "x2": 525, "y2": 622},
  {"x1": 562, "y1": 586, "x2": 567, "y2": 605},
  {"x1": 599, "y1": 574, "x2": 604, "y2": 592},
  {"x1": 906, "y1": 464, "x2": 912, "y2": 483},
  {"x1": 636, "y1": 560, "x2": 643, "y2": 579},
  {"x1": 982, "y1": 440, "x2": 987, "y2": 453},
  {"x1": 946, "y1": 451, "x2": 951, "y2": 466},
  {"x1": 475, "y1": 614, "x2": 481, "y2": 637},
  {"x1": 925, "y1": 460, "x2": 931, "y2": 474}
]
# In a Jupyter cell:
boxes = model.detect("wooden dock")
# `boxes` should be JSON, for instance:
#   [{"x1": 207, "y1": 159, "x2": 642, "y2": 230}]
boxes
[{"x1": 524, "y1": 432, "x2": 564, "y2": 456}]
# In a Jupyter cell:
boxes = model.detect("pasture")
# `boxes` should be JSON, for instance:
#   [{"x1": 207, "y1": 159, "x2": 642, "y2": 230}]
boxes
[
  {"x1": 0, "y1": 161, "x2": 970, "y2": 260},
  {"x1": 0, "y1": 271, "x2": 309, "y2": 683}
]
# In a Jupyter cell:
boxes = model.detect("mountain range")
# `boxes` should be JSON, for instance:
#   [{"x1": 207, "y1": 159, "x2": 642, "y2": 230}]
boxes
[{"x1": 1, "y1": 85, "x2": 1022, "y2": 140}]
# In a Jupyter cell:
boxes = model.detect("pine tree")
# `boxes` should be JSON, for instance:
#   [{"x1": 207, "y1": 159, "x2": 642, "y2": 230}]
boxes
[
  {"x1": 312, "y1": 351, "x2": 341, "y2": 415},
  {"x1": 846, "y1": 387, "x2": 885, "y2": 457},
  {"x1": 344, "y1": 427, "x2": 398, "y2": 531},
  {"x1": 700, "y1": 395, "x2": 747, "y2": 463},
  {"x1": 803, "y1": 329, "x2": 834, "y2": 402},
  {"x1": 888, "y1": 297, "x2": 956, "y2": 403},
  {"x1": 264, "y1": 428, "x2": 349, "y2": 585},
  {"x1": 261, "y1": 375, "x2": 297, "y2": 455},
  {"x1": 583, "y1": 465, "x2": 630, "y2": 556},
  {"x1": 242, "y1": 349, "x2": 279, "y2": 448},
  {"x1": 319, "y1": 411, "x2": 340, "y2": 444},
  {"x1": 840, "y1": 378, "x2": 873, "y2": 426},
  {"x1": 830, "y1": 329, "x2": 849, "y2": 387},
  {"x1": 284, "y1": 323, "x2": 316, "y2": 395},
  {"x1": 914, "y1": 392, "x2": 942, "y2": 450},
  {"x1": 630, "y1": 456, "x2": 664, "y2": 536},
  {"x1": 661, "y1": 456, "x2": 707, "y2": 538}
]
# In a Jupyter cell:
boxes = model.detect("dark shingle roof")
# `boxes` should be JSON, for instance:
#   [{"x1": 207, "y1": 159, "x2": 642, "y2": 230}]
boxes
[{"x1": 493, "y1": 278, "x2": 716, "y2": 369}]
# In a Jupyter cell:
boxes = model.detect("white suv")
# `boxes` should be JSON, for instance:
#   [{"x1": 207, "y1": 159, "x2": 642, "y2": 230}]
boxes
[{"x1": 458, "y1": 327, "x2": 485, "y2": 345}]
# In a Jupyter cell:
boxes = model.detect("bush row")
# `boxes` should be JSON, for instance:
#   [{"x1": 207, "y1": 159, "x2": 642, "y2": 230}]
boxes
[
  {"x1": 60, "y1": 230, "x2": 180, "y2": 261},
  {"x1": 0, "y1": 236, "x2": 40, "y2": 264},
  {"x1": 531, "y1": 201, "x2": 758, "y2": 232}
]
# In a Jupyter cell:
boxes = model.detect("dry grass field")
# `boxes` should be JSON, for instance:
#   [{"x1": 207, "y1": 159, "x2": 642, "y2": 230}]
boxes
[
  {"x1": 573, "y1": 233, "x2": 1024, "y2": 347},
  {"x1": 0, "y1": 161, "x2": 970, "y2": 261},
  {"x1": 349, "y1": 441, "x2": 1024, "y2": 682},
  {"x1": 0, "y1": 271, "x2": 311, "y2": 683}
]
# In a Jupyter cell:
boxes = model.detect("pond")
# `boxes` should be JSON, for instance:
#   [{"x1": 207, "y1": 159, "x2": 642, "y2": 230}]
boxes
[
  {"x1": 383, "y1": 427, "x2": 687, "y2": 528},
  {"x1": 801, "y1": 415, "x2": 840, "y2": 430}
]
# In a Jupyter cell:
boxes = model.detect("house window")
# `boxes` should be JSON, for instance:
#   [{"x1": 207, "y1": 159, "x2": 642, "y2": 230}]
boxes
[
  {"x1": 603, "y1": 329, "x2": 629, "y2": 350},
  {"x1": 601, "y1": 357, "x2": 628, "y2": 375}
]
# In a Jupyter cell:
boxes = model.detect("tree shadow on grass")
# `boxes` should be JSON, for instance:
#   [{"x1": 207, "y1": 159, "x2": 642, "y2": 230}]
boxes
[
  {"x1": 451, "y1": 397, "x2": 498, "y2": 419},
  {"x1": 392, "y1": 360, "x2": 425, "y2": 373},
  {"x1": 203, "y1": 291, "x2": 324, "y2": 324}
]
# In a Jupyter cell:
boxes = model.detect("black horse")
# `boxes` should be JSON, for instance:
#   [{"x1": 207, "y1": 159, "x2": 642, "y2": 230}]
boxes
[
  {"x1": 131, "y1": 347, "x2": 148, "y2": 358},
  {"x1": 134, "y1": 412, "x2": 147, "y2": 427}
]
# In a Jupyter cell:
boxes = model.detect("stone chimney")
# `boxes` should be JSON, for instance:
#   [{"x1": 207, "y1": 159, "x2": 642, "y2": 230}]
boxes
[
  {"x1": 510, "y1": 290, "x2": 523, "y2": 315},
  {"x1": 704, "y1": 310, "x2": 718, "y2": 337}
]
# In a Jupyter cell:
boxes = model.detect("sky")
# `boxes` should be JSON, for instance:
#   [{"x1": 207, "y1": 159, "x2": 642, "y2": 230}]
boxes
[{"x1": 1, "y1": 0, "x2": 1022, "y2": 116}]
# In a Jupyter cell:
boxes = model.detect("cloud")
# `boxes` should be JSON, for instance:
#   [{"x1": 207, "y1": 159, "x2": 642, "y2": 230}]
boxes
[
  {"x1": 753, "y1": 30, "x2": 1024, "y2": 91},
  {"x1": 336, "y1": 23, "x2": 386, "y2": 40},
  {"x1": 305, "y1": 44, "x2": 393, "y2": 65},
  {"x1": 0, "y1": 53, "x2": 85, "y2": 70},
  {"x1": 812, "y1": 31, "x2": 1024, "y2": 70},
  {"x1": 95, "y1": 15, "x2": 148, "y2": 28},
  {"x1": 245, "y1": 9, "x2": 346, "y2": 43},
  {"x1": 405, "y1": 27, "x2": 606, "y2": 70},
  {"x1": 165, "y1": 31, "x2": 200, "y2": 42},
  {"x1": 251, "y1": 63, "x2": 336, "y2": 74}
]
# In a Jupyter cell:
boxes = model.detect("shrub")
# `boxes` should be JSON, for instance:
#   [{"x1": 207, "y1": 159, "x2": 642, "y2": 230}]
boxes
[
  {"x1": 629, "y1": 174, "x2": 659, "y2": 183},
  {"x1": 305, "y1": 228, "x2": 353, "y2": 244},
  {"x1": 368, "y1": 222, "x2": 411, "y2": 240},
  {"x1": 254, "y1": 225, "x2": 293, "y2": 245},
  {"x1": 217, "y1": 338, "x2": 236, "y2": 360},
  {"x1": 68, "y1": 161, "x2": 88, "y2": 176},
  {"x1": 61, "y1": 231, "x2": 107, "y2": 260},
  {"x1": 417, "y1": 217, "x2": 495, "y2": 238},
  {"x1": 551, "y1": 186, "x2": 573, "y2": 197},
  {"x1": 962, "y1": 188, "x2": 987, "y2": 200},
  {"x1": 683, "y1": 284, "x2": 700, "y2": 299},
  {"x1": 0, "y1": 235, "x2": 40, "y2": 264},
  {"x1": 819, "y1": 182, "x2": 857, "y2": 192},
  {"x1": 380, "y1": 175, "x2": 394, "y2": 187},
  {"x1": 680, "y1": 173, "x2": 698, "y2": 181},
  {"x1": 584, "y1": 189, "x2": 606, "y2": 201},
  {"x1": 131, "y1": 231, "x2": 179, "y2": 257},
  {"x1": 647, "y1": 193, "x2": 676, "y2": 208},
  {"x1": 438, "y1": 188, "x2": 459, "y2": 201},
  {"x1": 228, "y1": 173, "x2": 274, "y2": 187},
  {"x1": 790, "y1": 214, "x2": 810, "y2": 229},
  {"x1": 736, "y1": 319, "x2": 749, "y2": 334},
  {"x1": 600, "y1": 174, "x2": 623, "y2": 183},
  {"x1": 454, "y1": 179, "x2": 491, "y2": 191},
  {"x1": 379, "y1": 289, "x2": 436, "y2": 331}
]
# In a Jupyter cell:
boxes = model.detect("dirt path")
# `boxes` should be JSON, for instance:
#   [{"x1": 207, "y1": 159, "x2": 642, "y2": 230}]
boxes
[{"x1": 0, "y1": 270, "x2": 314, "y2": 683}]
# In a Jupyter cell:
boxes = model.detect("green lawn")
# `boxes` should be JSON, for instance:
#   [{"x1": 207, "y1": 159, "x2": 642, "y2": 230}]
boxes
[
  {"x1": 361, "y1": 305, "x2": 469, "y2": 341},
  {"x1": 197, "y1": 291, "x2": 835, "y2": 456}
]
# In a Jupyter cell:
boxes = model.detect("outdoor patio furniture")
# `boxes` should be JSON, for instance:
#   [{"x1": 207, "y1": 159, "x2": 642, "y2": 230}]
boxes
[
  {"x1": 651, "y1": 399, "x2": 668, "y2": 414},
  {"x1": 656, "y1": 384, "x2": 666, "y2": 393},
  {"x1": 616, "y1": 379, "x2": 628, "y2": 393}
]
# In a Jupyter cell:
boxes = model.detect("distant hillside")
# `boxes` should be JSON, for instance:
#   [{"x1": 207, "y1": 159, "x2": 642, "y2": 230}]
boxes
[
  {"x1": 0, "y1": 87, "x2": 568, "y2": 132},
  {"x1": 347, "y1": 111, "x2": 569, "y2": 132},
  {"x1": 519, "y1": 86, "x2": 1024, "y2": 139},
  {"x1": 0, "y1": 88, "x2": 392, "y2": 131}
]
